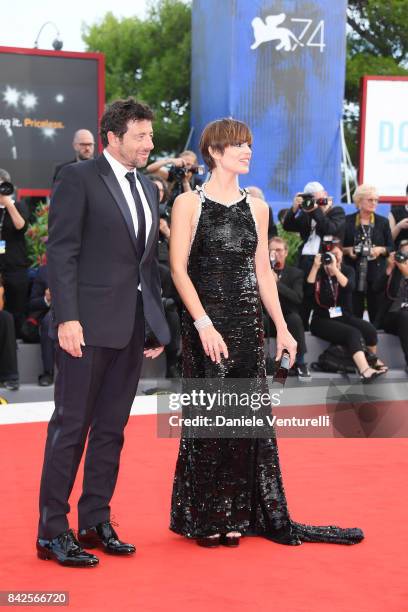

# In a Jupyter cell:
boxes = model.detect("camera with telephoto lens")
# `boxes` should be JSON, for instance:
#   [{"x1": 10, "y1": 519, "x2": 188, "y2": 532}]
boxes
[
  {"x1": 354, "y1": 230, "x2": 372, "y2": 292},
  {"x1": 299, "y1": 193, "x2": 329, "y2": 211},
  {"x1": 0, "y1": 181, "x2": 14, "y2": 196}
]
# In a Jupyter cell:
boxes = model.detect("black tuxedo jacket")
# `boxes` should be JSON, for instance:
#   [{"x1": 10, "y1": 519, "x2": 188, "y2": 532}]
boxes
[{"x1": 47, "y1": 154, "x2": 171, "y2": 348}]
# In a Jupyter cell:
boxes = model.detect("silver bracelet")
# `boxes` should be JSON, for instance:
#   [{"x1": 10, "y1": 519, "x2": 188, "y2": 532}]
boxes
[{"x1": 194, "y1": 314, "x2": 213, "y2": 330}]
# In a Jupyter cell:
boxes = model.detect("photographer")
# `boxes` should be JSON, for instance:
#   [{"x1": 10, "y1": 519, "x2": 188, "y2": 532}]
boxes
[
  {"x1": 148, "y1": 175, "x2": 182, "y2": 376},
  {"x1": 0, "y1": 273, "x2": 19, "y2": 391},
  {"x1": 28, "y1": 263, "x2": 55, "y2": 386},
  {"x1": 264, "y1": 237, "x2": 310, "y2": 379},
  {"x1": 373, "y1": 241, "x2": 408, "y2": 374},
  {"x1": 306, "y1": 243, "x2": 387, "y2": 383},
  {"x1": 149, "y1": 174, "x2": 171, "y2": 265},
  {"x1": 146, "y1": 150, "x2": 204, "y2": 207},
  {"x1": 0, "y1": 168, "x2": 29, "y2": 336},
  {"x1": 283, "y1": 181, "x2": 345, "y2": 273},
  {"x1": 282, "y1": 181, "x2": 345, "y2": 327},
  {"x1": 343, "y1": 184, "x2": 393, "y2": 322},
  {"x1": 388, "y1": 184, "x2": 408, "y2": 249}
]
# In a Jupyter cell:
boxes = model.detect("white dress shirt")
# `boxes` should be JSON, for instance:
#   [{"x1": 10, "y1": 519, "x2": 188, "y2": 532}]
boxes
[{"x1": 103, "y1": 149, "x2": 153, "y2": 246}]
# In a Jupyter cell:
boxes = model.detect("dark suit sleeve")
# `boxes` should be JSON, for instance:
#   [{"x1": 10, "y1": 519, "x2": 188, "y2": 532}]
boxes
[
  {"x1": 277, "y1": 269, "x2": 304, "y2": 305},
  {"x1": 46, "y1": 165, "x2": 87, "y2": 324},
  {"x1": 282, "y1": 207, "x2": 303, "y2": 233},
  {"x1": 312, "y1": 206, "x2": 345, "y2": 239}
]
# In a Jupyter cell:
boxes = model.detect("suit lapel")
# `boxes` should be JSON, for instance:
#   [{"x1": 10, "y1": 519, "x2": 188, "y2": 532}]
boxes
[{"x1": 96, "y1": 155, "x2": 139, "y2": 254}]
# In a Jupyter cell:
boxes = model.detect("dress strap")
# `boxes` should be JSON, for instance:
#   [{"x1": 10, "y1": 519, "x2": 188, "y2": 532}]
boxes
[
  {"x1": 243, "y1": 188, "x2": 259, "y2": 238},
  {"x1": 195, "y1": 184, "x2": 206, "y2": 203}
]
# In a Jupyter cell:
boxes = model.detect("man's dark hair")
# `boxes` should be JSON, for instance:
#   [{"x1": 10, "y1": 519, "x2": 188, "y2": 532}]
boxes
[{"x1": 100, "y1": 98, "x2": 154, "y2": 147}]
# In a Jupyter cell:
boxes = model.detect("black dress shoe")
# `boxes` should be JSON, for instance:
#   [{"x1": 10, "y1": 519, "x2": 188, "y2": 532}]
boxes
[
  {"x1": 36, "y1": 529, "x2": 99, "y2": 567},
  {"x1": 78, "y1": 521, "x2": 136, "y2": 555}
]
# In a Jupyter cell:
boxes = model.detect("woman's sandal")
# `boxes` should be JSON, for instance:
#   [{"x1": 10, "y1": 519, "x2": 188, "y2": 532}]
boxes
[
  {"x1": 196, "y1": 534, "x2": 221, "y2": 548},
  {"x1": 220, "y1": 533, "x2": 241, "y2": 547},
  {"x1": 373, "y1": 359, "x2": 389, "y2": 373},
  {"x1": 359, "y1": 367, "x2": 380, "y2": 384}
]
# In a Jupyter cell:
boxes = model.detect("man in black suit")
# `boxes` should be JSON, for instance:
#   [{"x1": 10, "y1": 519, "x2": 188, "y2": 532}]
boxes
[
  {"x1": 37, "y1": 99, "x2": 170, "y2": 567},
  {"x1": 52, "y1": 128, "x2": 95, "y2": 184},
  {"x1": 264, "y1": 237, "x2": 311, "y2": 380}
]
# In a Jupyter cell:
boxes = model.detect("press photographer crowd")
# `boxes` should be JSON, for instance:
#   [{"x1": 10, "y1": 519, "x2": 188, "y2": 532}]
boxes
[{"x1": 1, "y1": 130, "x2": 408, "y2": 390}]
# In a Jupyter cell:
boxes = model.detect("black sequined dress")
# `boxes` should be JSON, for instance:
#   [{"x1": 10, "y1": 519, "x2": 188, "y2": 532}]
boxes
[{"x1": 170, "y1": 186, "x2": 364, "y2": 545}]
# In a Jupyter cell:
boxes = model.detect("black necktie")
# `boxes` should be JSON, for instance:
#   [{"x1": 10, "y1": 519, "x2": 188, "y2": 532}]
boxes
[{"x1": 125, "y1": 171, "x2": 146, "y2": 260}]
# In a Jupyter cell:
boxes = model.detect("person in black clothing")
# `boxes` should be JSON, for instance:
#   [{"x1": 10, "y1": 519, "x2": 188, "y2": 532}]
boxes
[
  {"x1": 307, "y1": 244, "x2": 387, "y2": 383},
  {"x1": 282, "y1": 181, "x2": 345, "y2": 328},
  {"x1": 264, "y1": 237, "x2": 310, "y2": 379},
  {"x1": 52, "y1": 129, "x2": 95, "y2": 184},
  {"x1": 28, "y1": 264, "x2": 55, "y2": 386},
  {"x1": 343, "y1": 184, "x2": 393, "y2": 323},
  {"x1": 388, "y1": 185, "x2": 408, "y2": 248},
  {"x1": 372, "y1": 240, "x2": 408, "y2": 374},
  {"x1": 0, "y1": 273, "x2": 19, "y2": 391},
  {"x1": 0, "y1": 168, "x2": 30, "y2": 337}
]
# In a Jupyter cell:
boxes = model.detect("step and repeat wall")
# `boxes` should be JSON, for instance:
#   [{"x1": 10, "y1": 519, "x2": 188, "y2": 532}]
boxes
[{"x1": 191, "y1": 0, "x2": 348, "y2": 214}]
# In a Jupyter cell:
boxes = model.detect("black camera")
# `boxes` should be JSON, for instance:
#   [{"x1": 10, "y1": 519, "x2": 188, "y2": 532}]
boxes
[
  {"x1": 353, "y1": 237, "x2": 371, "y2": 257},
  {"x1": 395, "y1": 250, "x2": 408, "y2": 264},
  {"x1": 168, "y1": 164, "x2": 205, "y2": 182},
  {"x1": 322, "y1": 252, "x2": 335, "y2": 265},
  {"x1": 299, "y1": 193, "x2": 329, "y2": 211},
  {"x1": 269, "y1": 253, "x2": 277, "y2": 270},
  {"x1": 0, "y1": 181, "x2": 14, "y2": 196}
]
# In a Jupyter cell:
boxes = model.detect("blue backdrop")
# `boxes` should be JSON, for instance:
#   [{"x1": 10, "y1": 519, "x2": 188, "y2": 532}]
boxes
[{"x1": 191, "y1": 0, "x2": 348, "y2": 217}]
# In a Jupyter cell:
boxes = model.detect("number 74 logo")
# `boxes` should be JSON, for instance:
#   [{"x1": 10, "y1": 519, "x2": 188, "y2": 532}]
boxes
[{"x1": 250, "y1": 14, "x2": 325, "y2": 53}]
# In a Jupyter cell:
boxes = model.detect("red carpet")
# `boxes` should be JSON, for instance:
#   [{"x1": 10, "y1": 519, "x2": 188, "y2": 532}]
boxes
[{"x1": 0, "y1": 415, "x2": 407, "y2": 612}]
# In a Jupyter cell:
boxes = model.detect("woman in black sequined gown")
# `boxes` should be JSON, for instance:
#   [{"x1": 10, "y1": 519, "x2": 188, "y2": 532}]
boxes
[{"x1": 168, "y1": 118, "x2": 364, "y2": 547}]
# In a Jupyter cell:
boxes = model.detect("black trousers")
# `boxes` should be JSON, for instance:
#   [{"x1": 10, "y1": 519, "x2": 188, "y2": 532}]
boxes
[
  {"x1": 38, "y1": 295, "x2": 145, "y2": 539},
  {"x1": 0, "y1": 310, "x2": 18, "y2": 381},
  {"x1": 264, "y1": 311, "x2": 307, "y2": 358},
  {"x1": 3, "y1": 269, "x2": 29, "y2": 337},
  {"x1": 40, "y1": 311, "x2": 55, "y2": 374},
  {"x1": 310, "y1": 313, "x2": 377, "y2": 356},
  {"x1": 352, "y1": 282, "x2": 379, "y2": 323},
  {"x1": 383, "y1": 310, "x2": 408, "y2": 365}
]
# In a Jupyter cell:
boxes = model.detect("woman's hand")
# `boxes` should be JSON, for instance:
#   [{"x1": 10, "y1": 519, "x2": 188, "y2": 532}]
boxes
[
  {"x1": 199, "y1": 325, "x2": 229, "y2": 363},
  {"x1": 325, "y1": 254, "x2": 338, "y2": 276},
  {"x1": 313, "y1": 253, "x2": 322, "y2": 268},
  {"x1": 370, "y1": 246, "x2": 385, "y2": 259},
  {"x1": 144, "y1": 347, "x2": 164, "y2": 359},
  {"x1": 292, "y1": 193, "x2": 302, "y2": 213},
  {"x1": 343, "y1": 246, "x2": 357, "y2": 260},
  {"x1": 276, "y1": 327, "x2": 297, "y2": 367}
]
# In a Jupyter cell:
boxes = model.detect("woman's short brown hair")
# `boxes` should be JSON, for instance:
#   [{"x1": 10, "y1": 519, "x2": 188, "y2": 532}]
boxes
[{"x1": 199, "y1": 118, "x2": 252, "y2": 171}]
